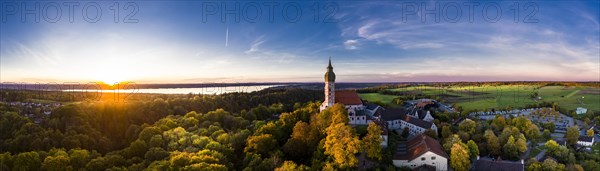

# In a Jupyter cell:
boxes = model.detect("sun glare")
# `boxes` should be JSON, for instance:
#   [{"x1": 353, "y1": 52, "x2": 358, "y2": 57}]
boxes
[{"x1": 94, "y1": 70, "x2": 127, "y2": 86}]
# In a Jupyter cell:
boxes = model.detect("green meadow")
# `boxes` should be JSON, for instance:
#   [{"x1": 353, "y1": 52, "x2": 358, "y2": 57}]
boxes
[
  {"x1": 359, "y1": 85, "x2": 600, "y2": 113},
  {"x1": 358, "y1": 93, "x2": 399, "y2": 106}
]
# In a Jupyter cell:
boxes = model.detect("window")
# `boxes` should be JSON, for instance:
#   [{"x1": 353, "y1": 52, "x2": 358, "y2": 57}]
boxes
[
  {"x1": 421, "y1": 157, "x2": 425, "y2": 161},
  {"x1": 431, "y1": 156, "x2": 436, "y2": 160}
]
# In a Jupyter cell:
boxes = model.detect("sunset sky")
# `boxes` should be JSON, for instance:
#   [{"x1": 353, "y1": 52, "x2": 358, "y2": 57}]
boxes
[{"x1": 1, "y1": 1, "x2": 599, "y2": 83}]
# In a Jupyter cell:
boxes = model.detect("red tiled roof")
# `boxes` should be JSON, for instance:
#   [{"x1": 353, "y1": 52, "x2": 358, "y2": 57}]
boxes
[
  {"x1": 335, "y1": 90, "x2": 363, "y2": 105},
  {"x1": 416, "y1": 100, "x2": 434, "y2": 108},
  {"x1": 394, "y1": 134, "x2": 448, "y2": 161}
]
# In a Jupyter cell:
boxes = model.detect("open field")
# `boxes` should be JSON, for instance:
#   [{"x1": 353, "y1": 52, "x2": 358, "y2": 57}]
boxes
[
  {"x1": 358, "y1": 93, "x2": 400, "y2": 107},
  {"x1": 359, "y1": 85, "x2": 600, "y2": 113}
]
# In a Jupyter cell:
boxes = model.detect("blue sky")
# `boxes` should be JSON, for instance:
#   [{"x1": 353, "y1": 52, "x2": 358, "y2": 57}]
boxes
[{"x1": 1, "y1": 0, "x2": 599, "y2": 83}]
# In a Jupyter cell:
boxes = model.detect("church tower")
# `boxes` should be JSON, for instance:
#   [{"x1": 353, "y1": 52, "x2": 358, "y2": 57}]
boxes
[{"x1": 320, "y1": 57, "x2": 336, "y2": 111}]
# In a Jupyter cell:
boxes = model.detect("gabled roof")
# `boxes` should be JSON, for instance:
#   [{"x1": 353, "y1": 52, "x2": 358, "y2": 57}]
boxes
[
  {"x1": 365, "y1": 103, "x2": 379, "y2": 110},
  {"x1": 405, "y1": 116, "x2": 433, "y2": 129},
  {"x1": 381, "y1": 108, "x2": 407, "y2": 121},
  {"x1": 394, "y1": 134, "x2": 448, "y2": 160},
  {"x1": 416, "y1": 110, "x2": 430, "y2": 120},
  {"x1": 472, "y1": 158, "x2": 524, "y2": 171},
  {"x1": 334, "y1": 90, "x2": 362, "y2": 105},
  {"x1": 373, "y1": 107, "x2": 385, "y2": 117},
  {"x1": 578, "y1": 135, "x2": 594, "y2": 142}
]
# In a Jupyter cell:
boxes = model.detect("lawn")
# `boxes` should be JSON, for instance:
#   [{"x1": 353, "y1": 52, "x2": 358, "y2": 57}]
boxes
[
  {"x1": 358, "y1": 93, "x2": 399, "y2": 106},
  {"x1": 528, "y1": 145, "x2": 546, "y2": 159}
]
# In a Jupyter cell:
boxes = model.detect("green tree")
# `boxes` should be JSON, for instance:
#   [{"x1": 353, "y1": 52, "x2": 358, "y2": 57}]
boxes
[
  {"x1": 441, "y1": 125, "x2": 452, "y2": 138},
  {"x1": 450, "y1": 143, "x2": 470, "y2": 171},
  {"x1": 0, "y1": 152, "x2": 12, "y2": 170},
  {"x1": 362, "y1": 122, "x2": 383, "y2": 160},
  {"x1": 525, "y1": 124, "x2": 541, "y2": 143},
  {"x1": 68, "y1": 149, "x2": 90, "y2": 169},
  {"x1": 125, "y1": 140, "x2": 148, "y2": 158},
  {"x1": 542, "y1": 130, "x2": 551, "y2": 140},
  {"x1": 86, "y1": 157, "x2": 109, "y2": 171},
  {"x1": 566, "y1": 164, "x2": 584, "y2": 171},
  {"x1": 144, "y1": 147, "x2": 169, "y2": 161},
  {"x1": 542, "y1": 158, "x2": 565, "y2": 171},
  {"x1": 324, "y1": 123, "x2": 361, "y2": 169},
  {"x1": 443, "y1": 134, "x2": 462, "y2": 152},
  {"x1": 545, "y1": 140, "x2": 560, "y2": 155},
  {"x1": 582, "y1": 160, "x2": 600, "y2": 171},
  {"x1": 245, "y1": 134, "x2": 277, "y2": 157},
  {"x1": 42, "y1": 152, "x2": 72, "y2": 171},
  {"x1": 459, "y1": 119, "x2": 476, "y2": 134},
  {"x1": 484, "y1": 130, "x2": 501, "y2": 156},
  {"x1": 13, "y1": 152, "x2": 41, "y2": 171},
  {"x1": 466, "y1": 140, "x2": 479, "y2": 159},
  {"x1": 491, "y1": 116, "x2": 506, "y2": 132},
  {"x1": 527, "y1": 162, "x2": 542, "y2": 171},
  {"x1": 516, "y1": 134, "x2": 528, "y2": 154},
  {"x1": 565, "y1": 126, "x2": 579, "y2": 145},
  {"x1": 503, "y1": 136, "x2": 518, "y2": 160}
]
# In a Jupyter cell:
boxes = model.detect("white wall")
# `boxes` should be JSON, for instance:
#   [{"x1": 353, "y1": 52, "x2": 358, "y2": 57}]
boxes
[
  {"x1": 393, "y1": 152, "x2": 447, "y2": 171},
  {"x1": 381, "y1": 135, "x2": 388, "y2": 148}
]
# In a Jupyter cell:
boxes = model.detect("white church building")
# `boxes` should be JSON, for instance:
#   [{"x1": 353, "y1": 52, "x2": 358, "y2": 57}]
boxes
[{"x1": 319, "y1": 59, "x2": 437, "y2": 136}]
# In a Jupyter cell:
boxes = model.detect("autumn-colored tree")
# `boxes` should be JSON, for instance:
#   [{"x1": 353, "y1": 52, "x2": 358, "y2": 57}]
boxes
[
  {"x1": 275, "y1": 161, "x2": 309, "y2": 171},
  {"x1": 587, "y1": 129, "x2": 594, "y2": 137},
  {"x1": 443, "y1": 134, "x2": 462, "y2": 152},
  {"x1": 450, "y1": 143, "x2": 470, "y2": 171},
  {"x1": 324, "y1": 123, "x2": 361, "y2": 169},
  {"x1": 362, "y1": 122, "x2": 383, "y2": 160},
  {"x1": 330, "y1": 104, "x2": 349, "y2": 125}
]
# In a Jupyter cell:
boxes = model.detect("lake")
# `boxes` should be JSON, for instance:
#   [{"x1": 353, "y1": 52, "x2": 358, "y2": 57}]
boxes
[{"x1": 63, "y1": 85, "x2": 281, "y2": 95}]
